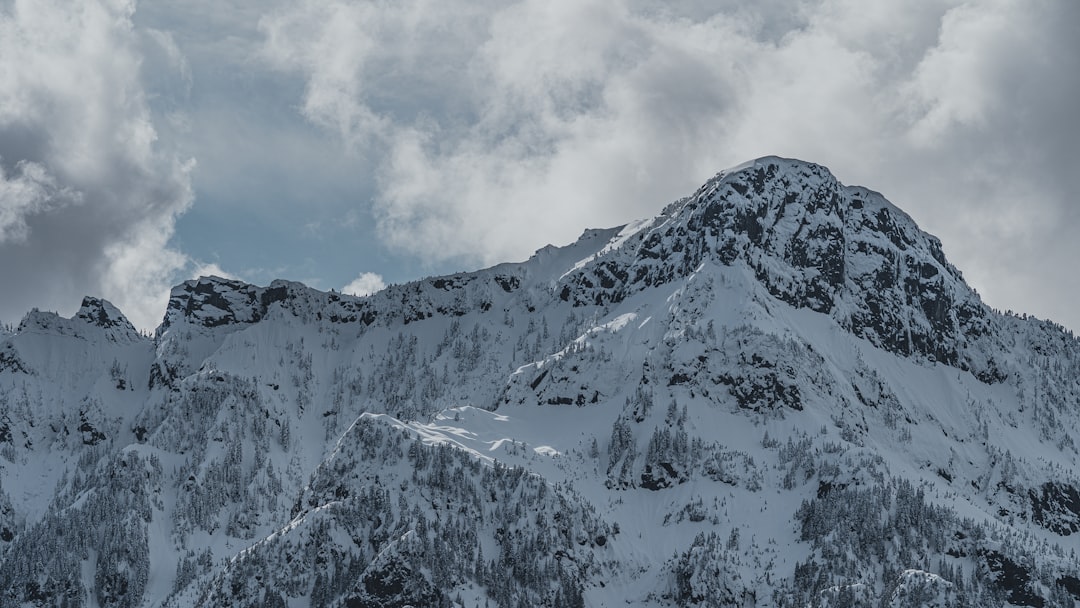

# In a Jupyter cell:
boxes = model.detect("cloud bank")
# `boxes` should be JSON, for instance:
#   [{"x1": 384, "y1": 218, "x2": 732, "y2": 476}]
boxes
[
  {"x1": 261, "y1": 0, "x2": 1080, "y2": 329},
  {"x1": 0, "y1": 0, "x2": 194, "y2": 330}
]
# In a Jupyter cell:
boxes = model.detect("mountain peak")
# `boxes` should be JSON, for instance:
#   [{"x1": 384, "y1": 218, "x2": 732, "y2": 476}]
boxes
[
  {"x1": 12, "y1": 297, "x2": 141, "y2": 342},
  {"x1": 560, "y1": 156, "x2": 999, "y2": 379},
  {"x1": 718, "y1": 154, "x2": 830, "y2": 179},
  {"x1": 75, "y1": 296, "x2": 138, "y2": 337},
  {"x1": 160, "y1": 275, "x2": 283, "y2": 331}
]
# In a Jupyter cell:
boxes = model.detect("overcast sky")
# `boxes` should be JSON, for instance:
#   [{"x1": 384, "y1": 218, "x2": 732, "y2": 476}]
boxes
[{"x1": 1, "y1": 0, "x2": 1077, "y2": 333}]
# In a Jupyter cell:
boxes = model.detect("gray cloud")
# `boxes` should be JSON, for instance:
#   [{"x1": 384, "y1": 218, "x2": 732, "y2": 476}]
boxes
[
  {"x1": 0, "y1": 0, "x2": 194, "y2": 330},
  {"x1": 262, "y1": 0, "x2": 1080, "y2": 330}
]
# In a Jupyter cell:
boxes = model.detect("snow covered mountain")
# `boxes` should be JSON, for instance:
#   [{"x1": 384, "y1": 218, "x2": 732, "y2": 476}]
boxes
[{"x1": 3, "y1": 156, "x2": 1080, "y2": 607}]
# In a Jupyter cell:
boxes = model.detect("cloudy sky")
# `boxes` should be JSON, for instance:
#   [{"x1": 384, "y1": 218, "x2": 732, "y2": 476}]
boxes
[{"x1": 1, "y1": 0, "x2": 1077, "y2": 332}]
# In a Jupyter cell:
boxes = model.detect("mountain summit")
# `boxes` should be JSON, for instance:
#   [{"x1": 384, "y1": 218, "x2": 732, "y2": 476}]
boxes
[
  {"x1": 2, "y1": 157, "x2": 1080, "y2": 607},
  {"x1": 561, "y1": 157, "x2": 993, "y2": 373}
]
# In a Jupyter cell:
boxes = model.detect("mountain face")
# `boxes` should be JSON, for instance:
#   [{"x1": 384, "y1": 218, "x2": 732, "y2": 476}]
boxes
[{"x1": 3, "y1": 156, "x2": 1080, "y2": 608}]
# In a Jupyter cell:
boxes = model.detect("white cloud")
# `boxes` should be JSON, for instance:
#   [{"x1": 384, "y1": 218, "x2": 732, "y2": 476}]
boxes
[
  {"x1": 0, "y1": 0, "x2": 196, "y2": 331},
  {"x1": 262, "y1": 0, "x2": 1080, "y2": 330},
  {"x1": 342, "y1": 272, "x2": 386, "y2": 297},
  {"x1": 190, "y1": 262, "x2": 240, "y2": 282}
]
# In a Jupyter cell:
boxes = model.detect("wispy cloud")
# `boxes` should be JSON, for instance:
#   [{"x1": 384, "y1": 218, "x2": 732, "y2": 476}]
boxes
[{"x1": 0, "y1": 161, "x2": 82, "y2": 243}]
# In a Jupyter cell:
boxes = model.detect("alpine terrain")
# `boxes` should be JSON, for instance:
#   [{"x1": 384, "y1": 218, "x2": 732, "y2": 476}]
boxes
[{"x1": 5, "y1": 156, "x2": 1080, "y2": 607}]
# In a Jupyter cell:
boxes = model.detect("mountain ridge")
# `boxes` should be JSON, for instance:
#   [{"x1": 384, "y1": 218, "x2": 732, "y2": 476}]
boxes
[
  {"x1": 3, "y1": 156, "x2": 1080, "y2": 607},
  {"x1": 15, "y1": 158, "x2": 1030, "y2": 366}
]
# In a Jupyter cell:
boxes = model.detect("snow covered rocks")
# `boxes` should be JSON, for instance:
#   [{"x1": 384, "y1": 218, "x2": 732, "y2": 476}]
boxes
[{"x1": 3, "y1": 157, "x2": 1080, "y2": 607}]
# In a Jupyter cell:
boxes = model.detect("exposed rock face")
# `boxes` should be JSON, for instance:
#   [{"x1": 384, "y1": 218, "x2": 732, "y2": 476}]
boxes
[
  {"x1": 1030, "y1": 482, "x2": 1080, "y2": 536},
  {"x1": 561, "y1": 157, "x2": 999, "y2": 379},
  {"x1": 75, "y1": 297, "x2": 141, "y2": 339},
  {"x1": 161, "y1": 276, "x2": 310, "y2": 330}
]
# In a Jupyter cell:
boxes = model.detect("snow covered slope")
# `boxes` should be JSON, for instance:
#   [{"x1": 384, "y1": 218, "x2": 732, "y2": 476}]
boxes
[{"x1": 3, "y1": 157, "x2": 1080, "y2": 607}]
